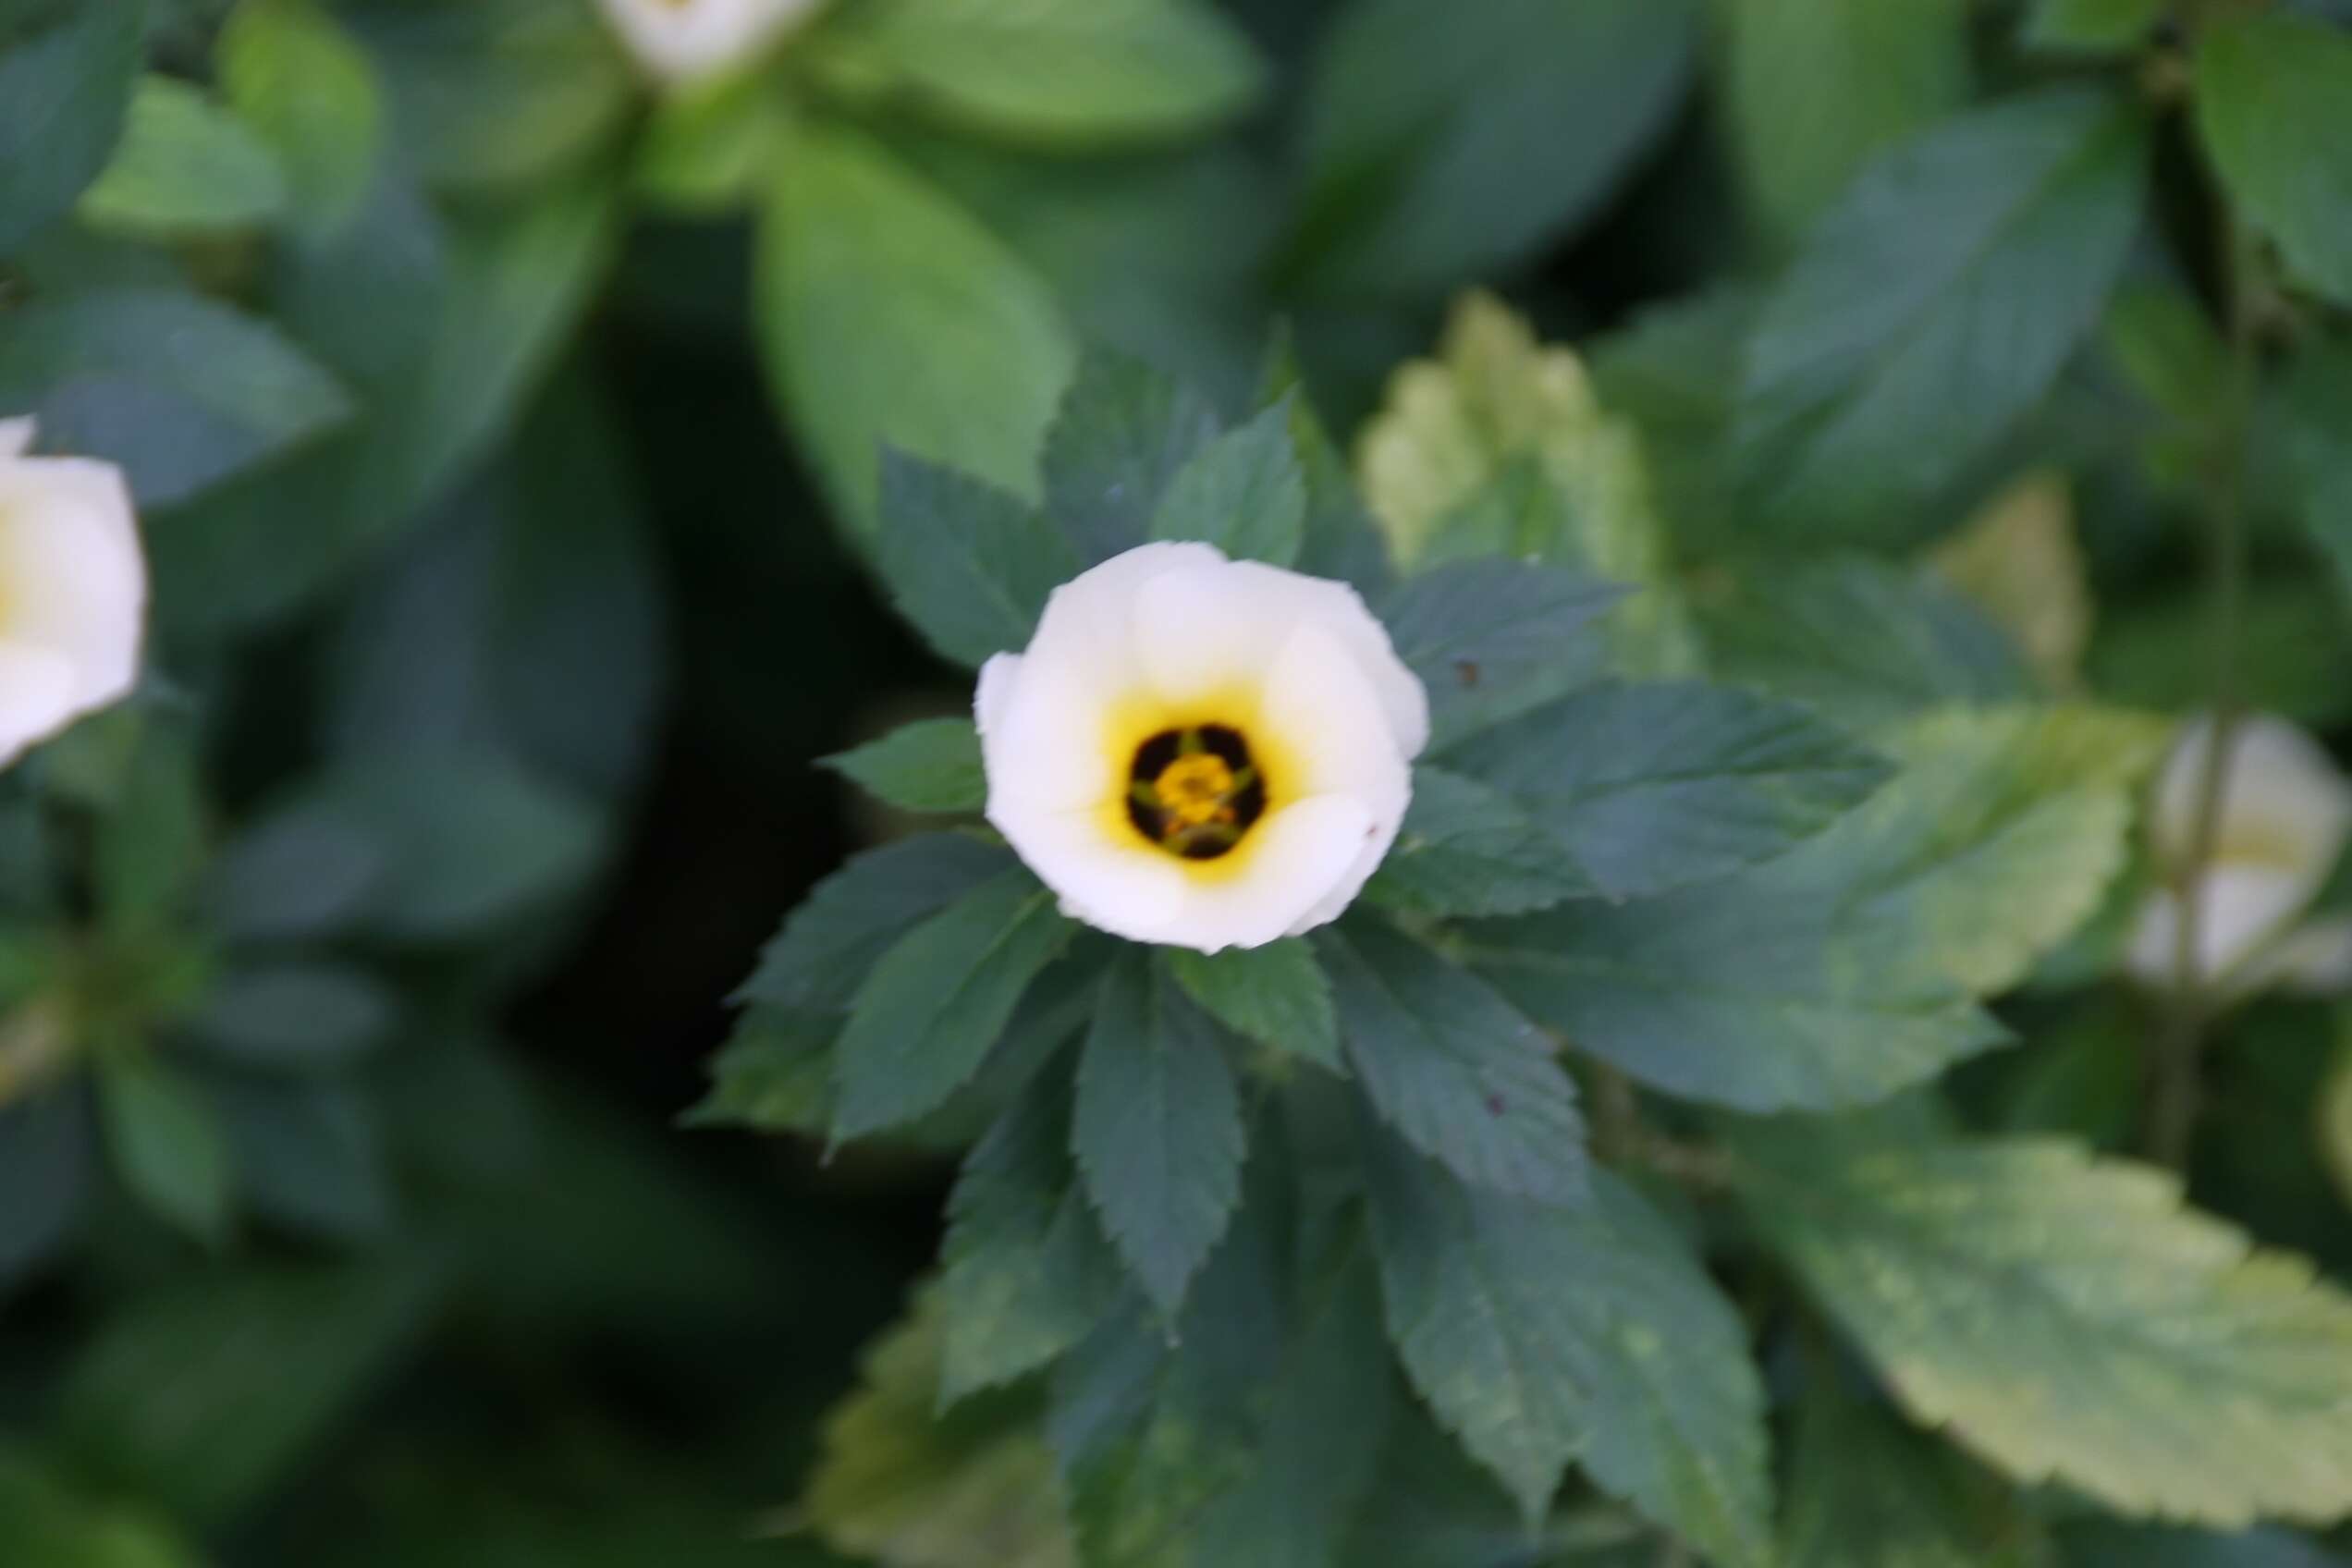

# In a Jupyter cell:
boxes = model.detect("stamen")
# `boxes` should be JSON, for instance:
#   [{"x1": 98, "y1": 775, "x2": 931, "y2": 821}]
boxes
[{"x1": 1125, "y1": 724, "x2": 1268, "y2": 860}]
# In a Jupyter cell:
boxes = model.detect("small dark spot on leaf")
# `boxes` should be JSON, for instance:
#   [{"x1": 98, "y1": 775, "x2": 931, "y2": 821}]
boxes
[
  {"x1": 1485, "y1": 1094, "x2": 1505, "y2": 1117},
  {"x1": 1454, "y1": 659, "x2": 1481, "y2": 688}
]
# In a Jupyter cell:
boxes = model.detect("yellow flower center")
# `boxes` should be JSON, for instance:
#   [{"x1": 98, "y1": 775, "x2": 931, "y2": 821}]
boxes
[{"x1": 1126, "y1": 725, "x2": 1266, "y2": 861}]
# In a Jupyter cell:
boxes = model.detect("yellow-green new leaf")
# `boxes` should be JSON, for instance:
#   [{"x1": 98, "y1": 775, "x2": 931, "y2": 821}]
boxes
[
  {"x1": 1733, "y1": 1123, "x2": 2352, "y2": 1525},
  {"x1": 1929, "y1": 472, "x2": 2093, "y2": 692},
  {"x1": 79, "y1": 76, "x2": 287, "y2": 238}
]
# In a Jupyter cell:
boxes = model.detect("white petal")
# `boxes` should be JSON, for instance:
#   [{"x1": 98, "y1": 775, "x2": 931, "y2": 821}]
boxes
[
  {"x1": 0, "y1": 643, "x2": 82, "y2": 767},
  {"x1": 1260, "y1": 624, "x2": 1413, "y2": 820},
  {"x1": 2150, "y1": 714, "x2": 2352, "y2": 878},
  {"x1": 1151, "y1": 794, "x2": 1376, "y2": 953},
  {"x1": 986, "y1": 796, "x2": 1189, "y2": 944},
  {"x1": 2125, "y1": 864, "x2": 2315, "y2": 989},
  {"x1": 982, "y1": 650, "x2": 1125, "y2": 813},
  {"x1": 0, "y1": 419, "x2": 31, "y2": 459},
  {"x1": 2266, "y1": 916, "x2": 2352, "y2": 996},
  {"x1": 1025, "y1": 541, "x2": 1226, "y2": 704},
  {"x1": 596, "y1": 0, "x2": 820, "y2": 80}
]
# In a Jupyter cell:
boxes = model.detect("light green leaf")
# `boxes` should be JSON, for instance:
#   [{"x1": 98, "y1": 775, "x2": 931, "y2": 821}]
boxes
[
  {"x1": 1161, "y1": 939, "x2": 1341, "y2": 1072},
  {"x1": 0, "y1": 0, "x2": 143, "y2": 252},
  {"x1": 1930, "y1": 471, "x2": 2095, "y2": 692},
  {"x1": 218, "y1": 0, "x2": 383, "y2": 238},
  {"x1": 1042, "y1": 343, "x2": 1222, "y2": 567},
  {"x1": 0, "y1": 288, "x2": 354, "y2": 508},
  {"x1": 759, "y1": 124, "x2": 1075, "y2": 531},
  {"x1": 1148, "y1": 398, "x2": 1306, "y2": 566},
  {"x1": 1378, "y1": 560, "x2": 1623, "y2": 750},
  {"x1": 1700, "y1": 556, "x2": 2031, "y2": 734},
  {"x1": 810, "y1": 0, "x2": 1262, "y2": 146},
  {"x1": 807, "y1": 1297, "x2": 1075, "y2": 1568},
  {"x1": 1733, "y1": 1122, "x2": 2352, "y2": 1525},
  {"x1": 825, "y1": 718, "x2": 986, "y2": 815},
  {"x1": 1365, "y1": 1131, "x2": 1770, "y2": 1559},
  {"x1": 1318, "y1": 921, "x2": 1586, "y2": 1205},
  {"x1": 1072, "y1": 955, "x2": 1245, "y2": 1318},
  {"x1": 0, "y1": 1447, "x2": 200, "y2": 1568},
  {"x1": 876, "y1": 452, "x2": 1079, "y2": 668},
  {"x1": 2024, "y1": 0, "x2": 2168, "y2": 52},
  {"x1": 1287, "y1": 1, "x2": 1697, "y2": 298},
  {"x1": 686, "y1": 1007, "x2": 834, "y2": 1135},
  {"x1": 832, "y1": 872, "x2": 1074, "y2": 1141},
  {"x1": 940, "y1": 1072, "x2": 1124, "y2": 1403},
  {"x1": 1365, "y1": 766, "x2": 1596, "y2": 918},
  {"x1": 183, "y1": 964, "x2": 398, "y2": 1071},
  {"x1": 61, "y1": 1257, "x2": 441, "y2": 1523},
  {"x1": 78, "y1": 76, "x2": 286, "y2": 238},
  {"x1": 1737, "y1": 88, "x2": 2148, "y2": 533},
  {"x1": 1356, "y1": 292, "x2": 1694, "y2": 671},
  {"x1": 739, "y1": 833, "x2": 1016, "y2": 1014},
  {"x1": 631, "y1": 70, "x2": 790, "y2": 214},
  {"x1": 1718, "y1": 0, "x2": 1971, "y2": 243},
  {"x1": 94, "y1": 1053, "x2": 231, "y2": 1245},
  {"x1": 2197, "y1": 16, "x2": 2352, "y2": 306},
  {"x1": 1446, "y1": 682, "x2": 1891, "y2": 900},
  {"x1": 1782, "y1": 1386, "x2": 2055, "y2": 1568}
]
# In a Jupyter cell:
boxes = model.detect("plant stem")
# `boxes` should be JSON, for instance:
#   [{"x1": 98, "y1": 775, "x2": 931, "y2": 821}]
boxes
[{"x1": 2146, "y1": 202, "x2": 2260, "y2": 1170}]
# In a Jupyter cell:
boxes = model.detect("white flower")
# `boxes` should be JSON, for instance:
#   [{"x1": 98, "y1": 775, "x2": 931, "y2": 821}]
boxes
[
  {"x1": 2125, "y1": 714, "x2": 2352, "y2": 994},
  {"x1": 977, "y1": 543, "x2": 1428, "y2": 954},
  {"x1": 0, "y1": 419, "x2": 145, "y2": 771},
  {"x1": 595, "y1": 0, "x2": 821, "y2": 84}
]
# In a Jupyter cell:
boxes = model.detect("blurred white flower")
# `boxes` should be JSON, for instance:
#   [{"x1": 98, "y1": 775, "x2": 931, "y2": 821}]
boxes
[
  {"x1": 977, "y1": 543, "x2": 1427, "y2": 953},
  {"x1": 596, "y1": 0, "x2": 820, "y2": 84},
  {"x1": 2126, "y1": 714, "x2": 2352, "y2": 995},
  {"x1": 0, "y1": 420, "x2": 145, "y2": 771}
]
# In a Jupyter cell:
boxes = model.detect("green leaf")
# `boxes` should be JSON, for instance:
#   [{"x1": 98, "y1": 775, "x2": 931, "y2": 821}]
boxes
[
  {"x1": 153, "y1": 169, "x2": 620, "y2": 633},
  {"x1": 94, "y1": 1053, "x2": 232, "y2": 1246},
  {"x1": 2197, "y1": 16, "x2": 2352, "y2": 306},
  {"x1": 686, "y1": 1007, "x2": 835, "y2": 1135},
  {"x1": 1737, "y1": 88, "x2": 2148, "y2": 533},
  {"x1": 739, "y1": 832, "x2": 1016, "y2": 1014},
  {"x1": 213, "y1": 1076, "x2": 393, "y2": 1242},
  {"x1": 2024, "y1": 0, "x2": 2168, "y2": 53},
  {"x1": 1286, "y1": 0, "x2": 1697, "y2": 298},
  {"x1": 93, "y1": 720, "x2": 209, "y2": 935},
  {"x1": 1364, "y1": 765, "x2": 1597, "y2": 918},
  {"x1": 60, "y1": 1256, "x2": 440, "y2": 1523},
  {"x1": 218, "y1": 0, "x2": 384, "y2": 239},
  {"x1": 0, "y1": 288, "x2": 354, "y2": 508},
  {"x1": 1318, "y1": 921, "x2": 1586, "y2": 1204},
  {"x1": 1161, "y1": 939, "x2": 1341, "y2": 1072},
  {"x1": 1364, "y1": 1130, "x2": 1771, "y2": 1558},
  {"x1": 758, "y1": 124, "x2": 1075, "y2": 531},
  {"x1": 183, "y1": 963, "x2": 398, "y2": 1071},
  {"x1": 349, "y1": 0, "x2": 631, "y2": 194},
  {"x1": 77, "y1": 76, "x2": 287, "y2": 238},
  {"x1": 1147, "y1": 398, "x2": 1306, "y2": 566},
  {"x1": 939, "y1": 1072, "x2": 1124, "y2": 1402},
  {"x1": 1446, "y1": 682, "x2": 1891, "y2": 900},
  {"x1": 202, "y1": 799, "x2": 387, "y2": 944},
  {"x1": 808, "y1": 1295, "x2": 1074, "y2": 1568},
  {"x1": 0, "y1": 1085, "x2": 89, "y2": 1291},
  {"x1": 1072, "y1": 955, "x2": 1245, "y2": 1317},
  {"x1": 2062, "y1": 1523, "x2": 2348, "y2": 1568},
  {"x1": 832, "y1": 872, "x2": 1075, "y2": 1141},
  {"x1": 0, "y1": 1447, "x2": 201, "y2": 1568},
  {"x1": 0, "y1": 0, "x2": 143, "y2": 252},
  {"x1": 1378, "y1": 560, "x2": 1623, "y2": 750},
  {"x1": 2284, "y1": 342, "x2": 2352, "y2": 614},
  {"x1": 1718, "y1": 0, "x2": 1971, "y2": 243},
  {"x1": 825, "y1": 718, "x2": 986, "y2": 815},
  {"x1": 1699, "y1": 556, "x2": 2031, "y2": 734},
  {"x1": 1355, "y1": 293, "x2": 1694, "y2": 673},
  {"x1": 810, "y1": 0, "x2": 1262, "y2": 146},
  {"x1": 1782, "y1": 1385, "x2": 2054, "y2": 1568},
  {"x1": 876, "y1": 452, "x2": 1079, "y2": 668},
  {"x1": 1041, "y1": 343, "x2": 1222, "y2": 567},
  {"x1": 1732, "y1": 1121, "x2": 2352, "y2": 1525},
  {"x1": 1466, "y1": 706, "x2": 2159, "y2": 1110}
]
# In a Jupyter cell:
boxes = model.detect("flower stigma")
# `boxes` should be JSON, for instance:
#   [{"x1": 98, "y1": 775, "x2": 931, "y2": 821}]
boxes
[{"x1": 1126, "y1": 725, "x2": 1266, "y2": 861}]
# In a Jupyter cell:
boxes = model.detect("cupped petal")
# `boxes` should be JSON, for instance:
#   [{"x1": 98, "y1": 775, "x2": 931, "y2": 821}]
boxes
[
  {"x1": 981, "y1": 651, "x2": 1125, "y2": 814},
  {"x1": 1259, "y1": 623, "x2": 1415, "y2": 819},
  {"x1": 2125, "y1": 864, "x2": 2316, "y2": 989},
  {"x1": 987, "y1": 796, "x2": 1190, "y2": 944},
  {"x1": 1148, "y1": 794, "x2": 1376, "y2": 953},
  {"x1": 0, "y1": 642, "x2": 83, "y2": 767},
  {"x1": 2150, "y1": 714, "x2": 2352, "y2": 876},
  {"x1": 1233, "y1": 562, "x2": 1427, "y2": 758},
  {"x1": 597, "y1": 0, "x2": 820, "y2": 80},
  {"x1": 1025, "y1": 541, "x2": 1226, "y2": 706},
  {"x1": 0, "y1": 456, "x2": 145, "y2": 708}
]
